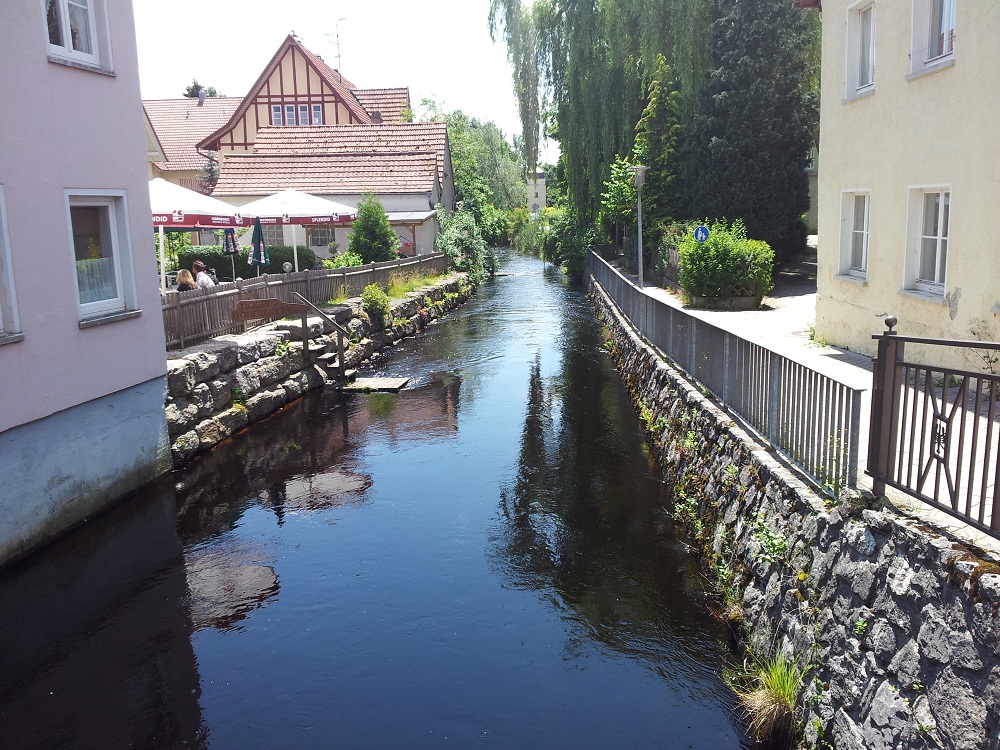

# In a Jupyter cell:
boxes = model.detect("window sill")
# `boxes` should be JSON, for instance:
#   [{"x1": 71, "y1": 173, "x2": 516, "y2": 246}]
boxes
[
  {"x1": 842, "y1": 87, "x2": 875, "y2": 104},
  {"x1": 898, "y1": 288, "x2": 945, "y2": 305},
  {"x1": 47, "y1": 54, "x2": 115, "y2": 77},
  {"x1": 835, "y1": 273, "x2": 868, "y2": 285},
  {"x1": 906, "y1": 56, "x2": 954, "y2": 81},
  {"x1": 0, "y1": 332, "x2": 25, "y2": 346},
  {"x1": 79, "y1": 309, "x2": 141, "y2": 329}
]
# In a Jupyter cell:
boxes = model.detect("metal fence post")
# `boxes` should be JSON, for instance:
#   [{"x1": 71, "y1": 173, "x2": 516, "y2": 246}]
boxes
[{"x1": 868, "y1": 316, "x2": 904, "y2": 497}]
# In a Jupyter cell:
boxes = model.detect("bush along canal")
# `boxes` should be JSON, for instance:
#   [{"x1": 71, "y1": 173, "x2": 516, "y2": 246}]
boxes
[{"x1": 0, "y1": 253, "x2": 749, "y2": 749}]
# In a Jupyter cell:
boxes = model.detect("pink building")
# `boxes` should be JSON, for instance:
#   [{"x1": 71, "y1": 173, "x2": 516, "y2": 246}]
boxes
[{"x1": 0, "y1": 0, "x2": 170, "y2": 566}]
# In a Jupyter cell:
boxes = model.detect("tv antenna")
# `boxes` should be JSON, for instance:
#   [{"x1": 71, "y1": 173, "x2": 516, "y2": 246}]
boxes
[{"x1": 324, "y1": 18, "x2": 347, "y2": 81}]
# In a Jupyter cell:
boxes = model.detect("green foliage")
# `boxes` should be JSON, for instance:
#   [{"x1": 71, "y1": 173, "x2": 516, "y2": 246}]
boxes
[
  {"x1": 154, "y1": 230, "x2": 192, "y2": 273},
  {"x1": 854, "y1": 619, "x2": 869, "y2": 638},
  {"x1": 275, "y1": 338, "x2": 290, "y2": 357},
  {"x1": 633, "y1": 55, "x2": 683, "y2": 232},
  {"x1": 685, "y1": 0, "x2": 818, "y2": 252},
  {"x1": 678, "y1": 220, "x2": 774, "y2": 299},
  {"x1": 752, "y1": 519, "x2": 789, "y2": 564},
  {"x1": 420, "y1": 100, "x2": 525, "y2": 246},
  {"x1": 177, "y1": 244, "x2": 316, "y2": 279},
  {"x1": 436, "y1": 204, "x2": 489, "y2": 285},
  {"x1": 182, "y1": 79, "x2": 221, "y2": 97},
  {"x1": 541, "y1": 208, "x2": 595, "y2": 279},
  {"x1": 600, "y1": 155, "x2": 637, "y2": 231},
  {"x1": 360, "y1": 283, "x2": 391, "y2": 327},
  {"x1": 731, "y1": 649, "x2": 803, "y2": 746},
  {"x1": 322, "y1": 250, "x2": 364, "y2": 269},
  {"x1": 349, "y1": 194, "x2": 399, "y2": 263}
]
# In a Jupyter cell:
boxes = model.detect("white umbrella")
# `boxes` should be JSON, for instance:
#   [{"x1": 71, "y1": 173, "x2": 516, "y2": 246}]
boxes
[
  {"x1": 236, "y1": 190, "x2": 356, "y2": 272},
  {"x1": 149, "y1": 178, "x2": 246, "y2": 289}
]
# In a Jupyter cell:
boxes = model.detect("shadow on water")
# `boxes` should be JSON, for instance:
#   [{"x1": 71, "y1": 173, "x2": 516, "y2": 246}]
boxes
[{"x1": 0, "y1": 252, "x2": 751, "y2": 749}]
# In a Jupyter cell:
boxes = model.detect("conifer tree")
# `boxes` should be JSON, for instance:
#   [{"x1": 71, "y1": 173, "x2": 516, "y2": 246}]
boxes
[
  {"x1": 684, "y1": 0, "x2": 818, "y2": 254},
  {"x1": 348, "y1": 195, "x2": 399, "y2": 264}
]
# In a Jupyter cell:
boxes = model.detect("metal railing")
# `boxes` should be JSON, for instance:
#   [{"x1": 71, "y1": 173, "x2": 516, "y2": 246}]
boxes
[
  {"x1": 869, "y1": 322, "x2": 1000, "y2": 539},
  {"x1": 589, "y1": 251, "x2": 864, "y2": 493},
  {"x1": 161, "y1": 253, "x2": 448, "y2": 349}
]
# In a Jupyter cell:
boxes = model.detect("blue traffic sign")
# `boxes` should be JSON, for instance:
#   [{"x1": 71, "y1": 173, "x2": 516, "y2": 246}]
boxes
[{"x1": 694, "y1": 225, "x2": 710, "y2": 243}]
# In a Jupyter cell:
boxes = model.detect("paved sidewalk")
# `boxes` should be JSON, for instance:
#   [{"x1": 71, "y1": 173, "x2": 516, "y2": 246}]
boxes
[{"x1": 614, "y1": 241, "x2": 1000, "y2": 559}]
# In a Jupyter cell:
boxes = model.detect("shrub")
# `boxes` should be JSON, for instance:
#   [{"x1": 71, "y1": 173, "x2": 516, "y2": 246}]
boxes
[
  {"x1": 436, "y1": 204, "x2": 488, "y2": 285},
  {"x1": 177, "y1": 244, "x2": 316, "y2": 279},
  {"x1": 322, "y1": 250, "x2": 364, "y2": 269},
  {"x1": 542, "y1": 208, "x2": 595, "y2": 279},
  {"x1": 361, "y1": 283, "x2": 391, "y2": 328},
  {"x1": 678, "y1": 220, "x2": 774, "y2": 299}
]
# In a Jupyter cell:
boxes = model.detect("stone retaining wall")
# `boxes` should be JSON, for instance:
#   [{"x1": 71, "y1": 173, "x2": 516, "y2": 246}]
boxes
[
  {"x1": 165, "y1": 275, "x2": 472, "y2": 467},
  {"x1": 591, "y1": 281, "x2": 1000, "y2": 750}
]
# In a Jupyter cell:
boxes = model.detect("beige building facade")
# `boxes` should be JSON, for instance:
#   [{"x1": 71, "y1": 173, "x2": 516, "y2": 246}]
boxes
[{"x1": 815, "y1": 0, "x2": 1000, "y2": 358}]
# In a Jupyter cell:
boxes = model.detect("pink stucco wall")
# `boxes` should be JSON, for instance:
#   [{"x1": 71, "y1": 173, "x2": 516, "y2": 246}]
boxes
[{"x1": 0, "y1": 0, "x2": 167, "y2": 432}]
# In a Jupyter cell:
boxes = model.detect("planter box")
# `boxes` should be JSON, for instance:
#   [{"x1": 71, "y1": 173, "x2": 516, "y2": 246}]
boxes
[{"x1": 689, "y1": 294, "x2": 762, "y2": 311}]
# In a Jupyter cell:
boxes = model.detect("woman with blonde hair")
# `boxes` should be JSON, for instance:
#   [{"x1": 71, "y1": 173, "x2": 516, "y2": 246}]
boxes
[{"x1": 175, "y1": 268, "x2": 197, "y2": 292}]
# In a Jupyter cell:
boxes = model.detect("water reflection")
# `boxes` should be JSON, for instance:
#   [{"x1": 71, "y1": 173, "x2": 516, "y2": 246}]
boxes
[
  {"x1": 493, "y1": 282, "x2": 734, "y2": 702},
  {"x1": 0, "y1": 486, "x2": 208, "y2": 750}
]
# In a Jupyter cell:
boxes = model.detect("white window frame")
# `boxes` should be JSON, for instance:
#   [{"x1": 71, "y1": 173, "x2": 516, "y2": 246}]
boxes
[
  {"x1": 65, "y1": 191, "x2": 137, "y2": 320},
  {"x1": 0, "y1": 186, "x2": 22, "y2": 340},
  {"x1": 44, "y1": 0, "x2": 113, "y2": 72},
  {"x1": 298, "y1": 104, "x2": 309, "y2": 127},
  {"x1": 909, "y1": 0, "x2": 956, "y2": 77},
  {"x1": 839, "y1": 190, "x2": 870, "y2": 279},
  {"x1": 285, "y1": 104, "x2": 297, "y2": 126},
  {"x1": 904, "y1": 185, "x2": 950, "y2": 297},
  {"x1": 312, "y1": 104, "x2": 323, "y2": 125},
  {"x1": 262, "y1": 225, "x2": 284, "y2": 247},
  {"x1": 271, "y1": 105, "x2": 283, "y2": 126},
  {"x1": 846, "y1": 1, "x2": 876, "y2": 99}
]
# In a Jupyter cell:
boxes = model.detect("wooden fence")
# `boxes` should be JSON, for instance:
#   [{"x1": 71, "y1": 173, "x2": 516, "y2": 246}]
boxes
[{"x1": 161, "y1": 253, "x2": 449, "y2": 350}]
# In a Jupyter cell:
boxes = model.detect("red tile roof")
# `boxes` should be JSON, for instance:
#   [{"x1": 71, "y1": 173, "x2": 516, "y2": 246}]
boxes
[
  {"x1": 212, "y1": 152, "x2": 440, "y2": 197},
  {"x1": 252, "y1": 122, "x2": 449, "y2": 179},
  {"x1": 352, "y1": 88, "x2": 411, "y2": 123},
  {"x1": 143, "y1": 97, "x2": 242, "y2": 171}
]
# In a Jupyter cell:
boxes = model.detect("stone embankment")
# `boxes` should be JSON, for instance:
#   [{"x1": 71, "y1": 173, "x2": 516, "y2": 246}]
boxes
[
  {"x1": 165, "y1": 274, "x2": 471, "y2": 467},
  {"x1": 590, "y1": 281, "x2": 1000, "y2": 750}
]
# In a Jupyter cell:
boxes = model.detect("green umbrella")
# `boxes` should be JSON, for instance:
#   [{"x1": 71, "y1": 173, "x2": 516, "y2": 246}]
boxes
[{"x1": 248, "y1": 217, "x2": 269, "y2": 275}]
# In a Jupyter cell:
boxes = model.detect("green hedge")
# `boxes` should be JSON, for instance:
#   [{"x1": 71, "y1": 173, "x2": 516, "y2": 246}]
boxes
[
  {"x1": 178, "y1": 245, "x2": 317, "y2": 280},
  {"x1": 678, "y1": 220, "x2": 774, "y2": 298}
]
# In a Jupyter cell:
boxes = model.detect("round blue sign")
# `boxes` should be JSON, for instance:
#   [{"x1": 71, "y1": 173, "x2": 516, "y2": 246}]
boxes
[{"x1": 694, "y1": 225, "x2": 710, "y2": 243}]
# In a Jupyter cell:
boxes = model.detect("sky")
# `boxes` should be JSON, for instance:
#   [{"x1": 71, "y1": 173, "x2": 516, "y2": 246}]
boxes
[{"x1": 132, "y1": 0, "x2": 553, "y2": 158}]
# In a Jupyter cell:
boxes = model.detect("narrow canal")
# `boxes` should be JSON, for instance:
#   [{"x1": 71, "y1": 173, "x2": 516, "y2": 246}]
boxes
[{"x1": 1, "y1": 253, "x2": 748, "y2": 749}]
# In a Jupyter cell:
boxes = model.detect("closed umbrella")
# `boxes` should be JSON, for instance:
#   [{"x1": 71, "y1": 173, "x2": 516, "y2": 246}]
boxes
[
  {"x1": 222, "y1": 227, "x2": 240, "y2": 281},
  {"x1": 248, "y1": 217, "x2": 269, "y2": 276}
]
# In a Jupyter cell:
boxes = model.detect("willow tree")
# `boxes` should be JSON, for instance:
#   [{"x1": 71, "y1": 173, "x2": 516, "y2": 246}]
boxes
[{"x1": 490, "y1": 0, "x2": 714, "y2": 221}]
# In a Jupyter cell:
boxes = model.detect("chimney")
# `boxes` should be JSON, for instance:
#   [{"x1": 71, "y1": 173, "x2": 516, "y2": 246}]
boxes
[
  {"x1": 198, "y1": 88, "x2": 206, "y2": 106},
  {"x1": 371, "y1": 111, "x2": 383, "y2": 124}
]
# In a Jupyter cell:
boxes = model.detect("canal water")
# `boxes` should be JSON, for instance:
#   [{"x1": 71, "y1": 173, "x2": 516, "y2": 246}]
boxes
[{"x1": 0, "y1": 253, "x2": 748, "y2": 749}]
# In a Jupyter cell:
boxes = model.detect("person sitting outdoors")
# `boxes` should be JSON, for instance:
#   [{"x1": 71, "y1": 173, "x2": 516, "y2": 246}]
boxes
[
  {"x1": 193, "y1": 260, "x2": 216, "y2": 288},
  {"x1": 175, "y1": 268, "x2": 197, "y2": 292}
]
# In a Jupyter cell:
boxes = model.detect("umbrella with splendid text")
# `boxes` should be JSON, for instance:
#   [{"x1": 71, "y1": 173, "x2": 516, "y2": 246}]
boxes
[{"x1": 248, "y1": 217, "x2": 268, "y2": 275}]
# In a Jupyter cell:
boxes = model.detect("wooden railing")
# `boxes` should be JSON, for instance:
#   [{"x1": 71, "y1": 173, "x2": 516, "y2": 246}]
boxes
[
  {"x1": 161, "y1": 253, "x2": 448, "y2": 349},
  {"x1": 869, "y1": 320, "x2": 1000, "y2": 539}
]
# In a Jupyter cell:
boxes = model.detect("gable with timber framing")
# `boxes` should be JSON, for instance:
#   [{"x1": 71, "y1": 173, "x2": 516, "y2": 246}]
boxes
[{"x1": 197, "y1": 34, "x2": 371, "y2": 155}]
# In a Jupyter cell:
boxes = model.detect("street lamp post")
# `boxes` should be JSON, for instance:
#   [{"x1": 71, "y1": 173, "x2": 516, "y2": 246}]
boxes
[{"x1": 632, "y1": 165, "x2": 648, "y2": 288}]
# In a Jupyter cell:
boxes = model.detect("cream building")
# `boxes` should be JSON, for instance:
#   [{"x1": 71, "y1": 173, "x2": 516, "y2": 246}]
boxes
[{"x1": 814, "y1": 0, "x2": 1000, "y2": 357}]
